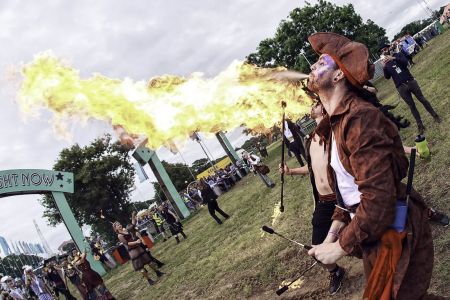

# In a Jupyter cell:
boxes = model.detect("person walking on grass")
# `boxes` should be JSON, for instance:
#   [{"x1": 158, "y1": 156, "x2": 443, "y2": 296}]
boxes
[
  {"x1": 380, "y1": 42, "x2": 441, "y2": 134},
  {"x1": 157, "y1": 204, "x2": 187, "y2": 244},
  {"x1": 113, "y1": 222, "x2": 164, "y2": 286},
  {"x1": 199, "y1": 180, "x2": 230, "y2": 225},
  {"x1": 150, "y1": 208, "x2": 168, "y2": 242},
  {"x1": 279, "y1": 101, "x2": 346, "y2": 295},
  {"x1": 242, "y1": 152, "x2": 275, "y2": 188}
]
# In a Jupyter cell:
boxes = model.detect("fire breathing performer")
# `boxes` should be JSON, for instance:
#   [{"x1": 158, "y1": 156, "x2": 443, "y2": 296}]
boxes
[
  {"x1": 279, "y1": 101, "x2": 345, "y2": 295},
  {"x1": 113, "y1": 222, "x2": 164, "y2": 286},
  {"x1": 304, "y1": 32, "x2": 441, "y2": 299}
]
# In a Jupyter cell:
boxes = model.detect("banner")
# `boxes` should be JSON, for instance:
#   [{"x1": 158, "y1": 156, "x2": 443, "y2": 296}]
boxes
[{"x1": 196, "y1": 157, "x2": 232, "y2": 180}]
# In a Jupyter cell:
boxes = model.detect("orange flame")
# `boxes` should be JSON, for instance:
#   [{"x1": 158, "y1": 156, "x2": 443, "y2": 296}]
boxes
[{"x1": 18, "y1": 52, "x2": 312, "y2": 149}]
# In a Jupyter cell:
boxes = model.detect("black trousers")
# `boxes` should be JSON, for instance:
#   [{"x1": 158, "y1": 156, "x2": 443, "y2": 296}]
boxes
[
  {"x1": 289, "y1": 141, "x2": 306, "y2": 167},
  {"x1": 207, "y1": 199, "x2": 230, "y2": 224},
  {"x1": 397, "y1": 80, "x2": 438, "y2": 128},
  {"x1": 311, "y1": 200, "x2": 336, "y2": 245}
]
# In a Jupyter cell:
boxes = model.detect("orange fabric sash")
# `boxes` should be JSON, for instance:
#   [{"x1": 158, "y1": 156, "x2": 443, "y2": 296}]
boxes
[{"x1": 363, "y1": 229, "x2": 406, "y2": 300}]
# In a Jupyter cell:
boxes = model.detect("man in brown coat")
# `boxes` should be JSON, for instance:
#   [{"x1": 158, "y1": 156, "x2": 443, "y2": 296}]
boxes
[{"x1": 304, "y1": 32, "x2": 440, "y2": 299}]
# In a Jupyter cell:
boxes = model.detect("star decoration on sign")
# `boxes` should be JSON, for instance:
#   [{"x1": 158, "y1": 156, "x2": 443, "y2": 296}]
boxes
[
  {"x1": 60, "y1": 184, "x2": 64, "y2": 188},
  {"x1": 56, "y1": 173, "x2": 64, "y2": 181},
  {"x1": 67, "y1": 178, "x2": 72, "y2": 184}
]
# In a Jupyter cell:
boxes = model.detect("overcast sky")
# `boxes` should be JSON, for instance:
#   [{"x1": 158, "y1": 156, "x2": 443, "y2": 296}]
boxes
[{"x1": 0, "y1": 0, "x2": 446, "y2": 252}]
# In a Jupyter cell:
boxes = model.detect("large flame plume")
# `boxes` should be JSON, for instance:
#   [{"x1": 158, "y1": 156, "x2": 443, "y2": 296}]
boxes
[{"x1": 18, "y1": 52, "x2": 312, "y2": 149}]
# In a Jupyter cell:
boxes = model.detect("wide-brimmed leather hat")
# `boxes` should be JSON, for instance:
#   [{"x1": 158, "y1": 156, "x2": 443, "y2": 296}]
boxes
[{"x1": 308, "y1": 32, "x2": 374, "y2": 87}]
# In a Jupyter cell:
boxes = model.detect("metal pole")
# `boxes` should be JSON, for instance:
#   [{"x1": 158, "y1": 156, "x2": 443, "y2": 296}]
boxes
[
  {"x1": 196, "y1": 140, "x2": 217, "y2": 171},
  {"x1": 178, "y1": 152, "x2": 196, "y2": 181},
  {"x1": 301, "y1": 52, "x2": 312, "y2": 67}
]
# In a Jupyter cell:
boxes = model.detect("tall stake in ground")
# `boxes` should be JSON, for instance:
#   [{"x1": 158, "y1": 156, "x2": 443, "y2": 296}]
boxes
[{"x1": 280, "y1": 101, "x2": 287, "y2": 212}]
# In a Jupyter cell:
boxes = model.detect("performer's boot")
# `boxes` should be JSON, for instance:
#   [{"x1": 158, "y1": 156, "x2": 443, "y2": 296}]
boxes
[
  {"x1": 428, "y1": 208, "x2": 449, "y2": 226},
  {"x1": 142, "y1": 269, "x2": 155, "y2": 286},
  {"x1": 156, "y1": 269, "x2": 165, "y2": 277},
  {"x1": 328, "y1": 266, "x2": 345, "y2": 295},
  {"x1": 175, "y1": 235, "x2": 180, "y2": 244},
  {"x1": 180, "y1": 231, "x2": 187, "y2": 239}
]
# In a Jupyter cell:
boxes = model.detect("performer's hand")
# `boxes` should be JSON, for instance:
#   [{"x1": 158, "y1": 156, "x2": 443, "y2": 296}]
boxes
[
  {"x1": 278, "y1": 163, "x2": 290, "y2": 175},
  {"x1": 382, "y1": 55, "x2": 395, "y2": 66},
  {"x1": 307, "y1": 241, "x2": 347, "y2": 265}
]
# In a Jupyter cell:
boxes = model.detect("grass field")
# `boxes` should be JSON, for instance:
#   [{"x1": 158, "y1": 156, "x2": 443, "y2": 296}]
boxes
[{"x1": 99, "y1": 29, "x2": 450, "y2": 300}]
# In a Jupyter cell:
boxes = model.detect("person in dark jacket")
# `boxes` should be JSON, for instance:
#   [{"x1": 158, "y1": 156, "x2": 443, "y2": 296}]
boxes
[
  {"x1": 380, "y1": 42, "x2": 441, "y2": 134},
  {"x1": 157, "y1": 205, "x2": 187, "y2": 244},
  {"x1": 199, "y1": 180, "x2": 230, "y2": 224}
]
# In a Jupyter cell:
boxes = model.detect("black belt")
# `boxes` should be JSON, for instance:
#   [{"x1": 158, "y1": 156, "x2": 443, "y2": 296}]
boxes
[{"x1": 398, "y1": 78, "x2": 416, "y2": 87}]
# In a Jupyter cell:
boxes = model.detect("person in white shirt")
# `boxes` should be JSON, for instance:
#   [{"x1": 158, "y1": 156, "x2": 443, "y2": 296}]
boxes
[{"x1": 242, "y1": 152, "x2": 275, "y2": 188}]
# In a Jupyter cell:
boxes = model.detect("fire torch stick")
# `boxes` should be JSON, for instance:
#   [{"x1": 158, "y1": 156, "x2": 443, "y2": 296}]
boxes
[
  {"x1": 262, "y1": 226, "x2": 312, "y2": 250},
  {"x1": 280, "y1": 101, "x2": 287, "y2": 212}
]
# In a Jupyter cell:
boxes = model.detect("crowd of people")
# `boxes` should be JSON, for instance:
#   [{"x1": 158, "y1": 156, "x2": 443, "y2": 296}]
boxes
[
  {"x1": 3, "y1": 26, "x2": 448, "y2": 300},
  {"x1": 0, "y1": 248, "x2": 115, "y2": 300}
]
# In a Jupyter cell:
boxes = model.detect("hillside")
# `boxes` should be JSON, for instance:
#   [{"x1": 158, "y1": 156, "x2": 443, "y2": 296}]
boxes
[{"x1": 101, "y1": 29, "x2": 450, "y2": 300}]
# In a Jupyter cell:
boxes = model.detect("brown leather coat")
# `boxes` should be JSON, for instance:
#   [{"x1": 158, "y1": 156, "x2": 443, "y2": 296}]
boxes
[{"x1": 315, "y1": 91, "x2": 435, "y2": 299}]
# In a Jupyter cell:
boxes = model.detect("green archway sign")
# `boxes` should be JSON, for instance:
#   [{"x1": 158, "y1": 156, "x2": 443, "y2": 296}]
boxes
[{"x1": 0, "y1": 169, "x2": 106, "y2": 275}]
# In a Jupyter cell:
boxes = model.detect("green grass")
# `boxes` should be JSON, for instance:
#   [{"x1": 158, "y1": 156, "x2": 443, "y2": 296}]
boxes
[{"x1": 96, "y1": 30, "x2": 450, "y2": 300}]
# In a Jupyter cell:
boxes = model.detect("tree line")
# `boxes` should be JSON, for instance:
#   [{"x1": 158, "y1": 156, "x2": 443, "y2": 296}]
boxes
[{"x1": 39, "y1": 1, "x2": 442, "y2": 246}]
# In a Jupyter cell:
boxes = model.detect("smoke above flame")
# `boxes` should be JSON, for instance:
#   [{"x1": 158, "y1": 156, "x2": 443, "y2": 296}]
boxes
[{"x1": 18, "y1": 52, "x2": 312, "y2": 149}]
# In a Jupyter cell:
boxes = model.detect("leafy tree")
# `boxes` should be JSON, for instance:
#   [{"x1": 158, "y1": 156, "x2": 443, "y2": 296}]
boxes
[
  {"x1": 0, "y1": 254, "x2": 42, "y2": 277},
  {"x1": 247, "y1": 0, "x2": 388, "y2": 72},
  {"x1": 393, "y1": 19, "x2": 432, "y2": 40},
  {"x1": 132, "y1": 199, "x2": 156, "y2": 211},
  {"x1": 61, "y1": 241, "x2": 77, "y2": 253},
  {"x1": 40, "y1": 134, "x2": 135, "y2": 244},
  {"x1": 191, "y1": 158, "x2": 212, "y2": 174},
  {"x1": 150, "y1": 160, "x2": 195, "y2": 202},
  {"x1": 161, "y1": 161, "x2": 195, "y2": 189},
  {"x1": 240, "y1": 135, "x2": 269, "y2": 152}
]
